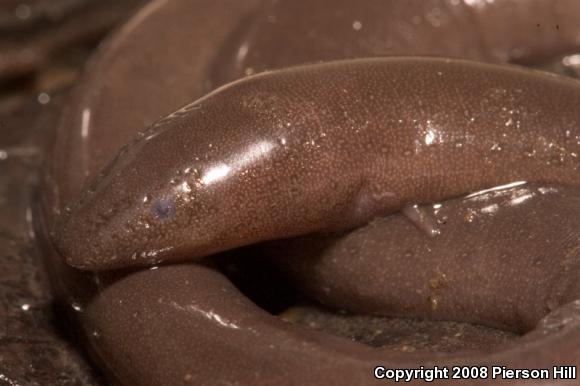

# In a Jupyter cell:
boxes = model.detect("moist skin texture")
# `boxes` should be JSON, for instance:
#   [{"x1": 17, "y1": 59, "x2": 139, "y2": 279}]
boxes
[
  {"x1": 56, "y1": 58, "x2": 580, "y2": 270},
  {"x1": 210, "y1": 0, "x2": 580, "y2": 85},
  {"x1": 80, "y1": 264, "x2": 580, "y2": 386},
  {"x1": 267, "y1": 183, "x2": 580, "y2": 333},
  {"x1": 45, "y1": 0, "x2": 580, "y2": 220},
  {"x1": 37, "y1": 0, "x2": 580, "y2": 385}
]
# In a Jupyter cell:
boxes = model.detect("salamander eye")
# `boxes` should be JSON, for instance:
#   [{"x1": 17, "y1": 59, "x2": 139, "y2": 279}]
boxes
[{"x1": 153, "y1": 198, "x2": 174, "y2": 220}]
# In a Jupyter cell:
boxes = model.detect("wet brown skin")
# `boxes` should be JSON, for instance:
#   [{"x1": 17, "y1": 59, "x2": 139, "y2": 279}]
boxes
[
  {"x1": 211, "y1": 0, "x2": 580, "y2": 85},
  {"x1": 43, "y1": 0, "x2": 264, "y2": 217},
  {"x1": 37, "y1": 0, "x2": 580, "y2": 385},
  {"x1": 267, "y1": 183, "x2": 580, "y2": 334},
  {"x1": 56, "y1": 182, "x2": 580, "y2": 385},
  {"x1": 57, "y1": 58, "x2": 580, "y2": 270},
  {"x1": 45, "y1": 0, "x2": 580, "y2": 220},
  {"x1": 81, "y1": 263, "x2": 580, "y2": 386}
]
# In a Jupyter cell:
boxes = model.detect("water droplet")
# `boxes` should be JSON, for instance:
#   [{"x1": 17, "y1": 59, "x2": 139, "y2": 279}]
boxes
[
  {"x1": 436, "y1": 215, "x2": 448, "y2": 225},
  {"x1": 429, "y1": 295, "x2": 440, "y2": 311},
  {"x1": 181, "y1": 181, "x2": 192, "y2": 193},
  {"x1": 71, "y1": 302, "x2": 83, "y2": 312},
  {"x1": 464, "y1": 209, "x2": 476, "y2": 223},
  {"x1": 523, "y1": 147, "x2": 536, "y2": 158},
  {"x1": 37, "y1": 93, "x2": 50, "y2": 105}
]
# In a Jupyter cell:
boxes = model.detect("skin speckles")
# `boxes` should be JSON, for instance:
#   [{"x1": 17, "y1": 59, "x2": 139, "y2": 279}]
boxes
[
  {"x1": 267, "y1": 183, "x2": 580, "y2": 333},
  {"x1": 38, "y1": 0, "x2": 580, "y2": 384},
  {"x1": 56, "y1": 58, "x2": 580, "y2": 270}
]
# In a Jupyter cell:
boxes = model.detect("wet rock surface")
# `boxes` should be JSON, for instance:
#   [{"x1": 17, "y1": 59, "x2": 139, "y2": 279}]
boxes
[
  {"x1": 0, "y1": 98, "x2": 103, "y2": 385},
  {"x1": 0, "y1": 1, "x2": 147, "y2": 384}
]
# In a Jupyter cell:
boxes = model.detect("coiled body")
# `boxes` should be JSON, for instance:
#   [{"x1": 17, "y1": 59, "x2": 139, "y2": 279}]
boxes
[
  {"x1": 39, "y1": 0, "x2": 580, "y2": 385},
  {"x1": 57, "y1": 57, "x2": 580, "y2": 271}
]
